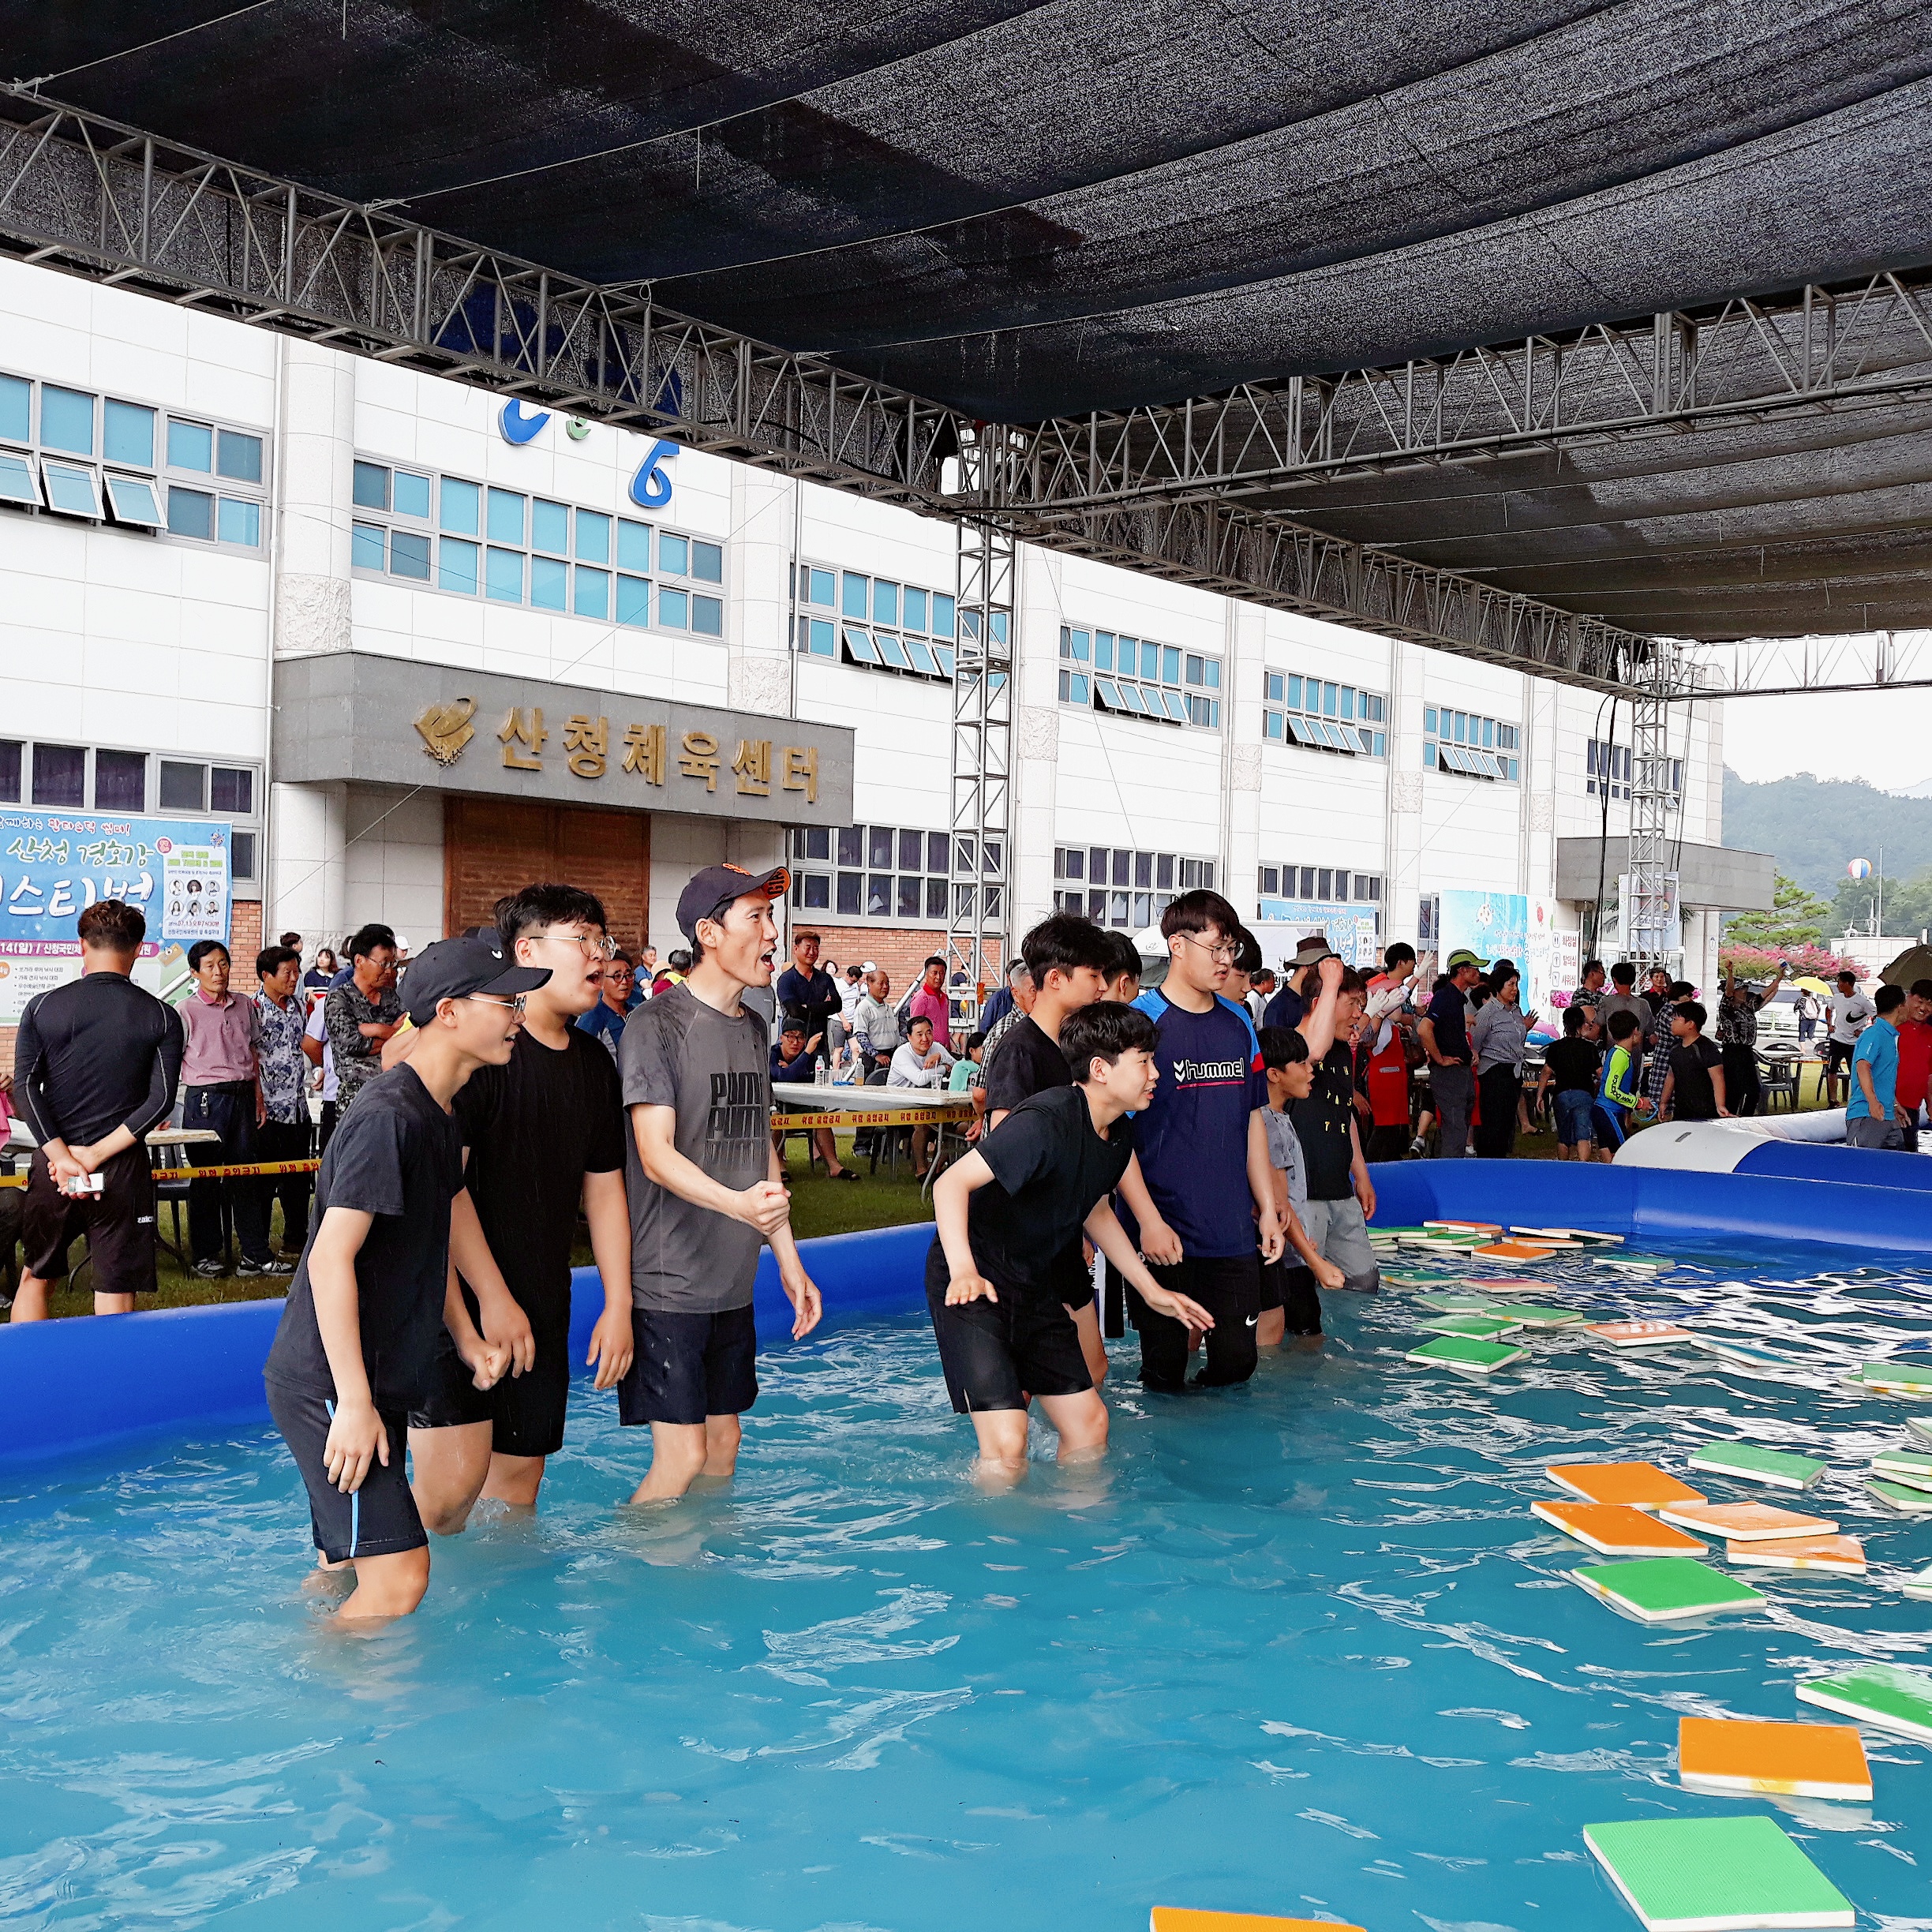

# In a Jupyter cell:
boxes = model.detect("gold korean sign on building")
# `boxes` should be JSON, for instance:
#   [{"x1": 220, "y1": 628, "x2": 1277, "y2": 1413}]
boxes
[{"x1": 275, "y1": 654, "x2": 853, "y2": 826}]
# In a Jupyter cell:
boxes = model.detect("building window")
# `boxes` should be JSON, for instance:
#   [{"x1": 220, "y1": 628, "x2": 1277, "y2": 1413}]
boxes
[
  {"x1": 792, "y1": 563, "x2": 957, "y2": 680},
  {"x1": 1258, "y1": 864, "x2": 1383, "y2": 905},
  {"x1": 788, "y1": 822, "x2": 955, "y2": 925},
  {"x1": 1052, "y1": 845, "x2": 1216, "y2": 929},
  {"x1": 0, "y1": 742, "x2": 261, "y2": 883},
  {"x1": 1424, "y1": 705, "x2": 1519, "y2": 781},
  {"x1": 350, "y1": 458, "x2": 724, "y2": 638},
  {"x1": 1263, "y1": 672, "x2": 1386, "y2": 757},
  {"x1": 0, "y1": 368, "x2": 268, "y2": 549},
  {"x1": 1586, "y1": 739, "x2": 1631, "y2": 800},
  {"x1": 1058, "y1": 627, "x2": 1220, "y2": 729},
  {"x1": 1418, "y1": 895, "x2": 1440, "y2": 948}
]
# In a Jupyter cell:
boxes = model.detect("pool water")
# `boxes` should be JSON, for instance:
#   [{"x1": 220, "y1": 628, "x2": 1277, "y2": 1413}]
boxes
[{"x1": 5, "y1": 1237, "x2": 1932, "y2": 1931}]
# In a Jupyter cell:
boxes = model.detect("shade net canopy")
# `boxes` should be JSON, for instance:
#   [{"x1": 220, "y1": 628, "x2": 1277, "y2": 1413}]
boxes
[{"x1": 9, "y1": 0, "x2": 1932, "y2": 642}]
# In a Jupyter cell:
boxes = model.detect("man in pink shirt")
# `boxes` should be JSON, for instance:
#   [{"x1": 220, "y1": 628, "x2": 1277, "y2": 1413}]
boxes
[
  {"x1": 908, "y1": 955, "x2": 953, "y2": 1050},
  {"x1": 179, "y1": 938, "x2": 288, "y2": 1279},
  {"x1": 1895, "y1": 977, "x2": 1932, "y2": 1152}
]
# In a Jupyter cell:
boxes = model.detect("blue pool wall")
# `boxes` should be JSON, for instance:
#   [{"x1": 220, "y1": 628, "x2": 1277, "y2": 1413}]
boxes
[{"x1": 6, "y1": 1165, "x2": 1930, "y2": 1468}]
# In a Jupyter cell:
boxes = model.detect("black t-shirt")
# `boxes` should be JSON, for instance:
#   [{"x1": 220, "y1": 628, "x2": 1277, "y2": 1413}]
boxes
[
  {"x1": 1669, "y1": 1035, "x2": 1725, "y2": 1120},
  {"x1": 264, "y1": 1063, "x2": 465, "y2": 1407},
  {"x1": 984, "y1": 1013, "x2": 1072, "y2": 1114},
  {"x1": 775, "y1": 964, "x2": 841, "y2": 1035},
  {"x1": 966, "y1": 1086, "x2": 1133, "y2": 1298},
  {"x1": 1289, "y1": 1040, "x2": 1358, "y2": 1200},
  {"x1": 452, "y1": 1025, "x2": 626, "y2": 1324},
  {"x1": 1544, "y1": 1035, "x2": 1602, "y2": 1094}
]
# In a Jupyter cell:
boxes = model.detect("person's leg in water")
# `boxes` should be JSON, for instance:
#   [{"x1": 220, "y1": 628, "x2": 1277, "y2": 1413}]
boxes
[
  {"x1": 631, "y1": 1414, "x2": 741, "y2": 1503},
  {"x1": 410, "y1": 1420, "x2": 495, "y2": 1534}
]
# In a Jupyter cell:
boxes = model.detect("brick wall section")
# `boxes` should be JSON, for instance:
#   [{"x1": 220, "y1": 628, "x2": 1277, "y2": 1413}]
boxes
[
  {"x1": 0, "y1": 898, "x2": 264, "y2": 1081},
  {"x1": 784, "y1": 926, "x2": 1005, "y2": 1012},
  {"x1": 445, "y1": 798, "x2": 651, "y2": 953}
]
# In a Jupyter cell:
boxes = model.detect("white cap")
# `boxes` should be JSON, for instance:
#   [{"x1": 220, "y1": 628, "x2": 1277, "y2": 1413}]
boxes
[{"x1": 861, "y1": 960, "x2": 879, "y2": 974}]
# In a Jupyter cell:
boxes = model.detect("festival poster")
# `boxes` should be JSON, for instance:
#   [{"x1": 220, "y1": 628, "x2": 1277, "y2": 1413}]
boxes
[
  {"x1": 0, "y1": 810, "x2": 230, "y2": 1024},
  {"x1": 1439, "y1": 889, "x2": 1530, "y2": 980},
  {"x1": 1255, "y1": 898, "x2": 1383, "y2": 970}
]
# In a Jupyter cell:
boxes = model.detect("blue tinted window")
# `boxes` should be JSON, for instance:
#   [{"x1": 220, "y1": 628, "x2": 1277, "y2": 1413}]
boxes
[
  {"x1": 904, "y1": 587, "x2": 927, "y2": 632},
  {"x1": 931, "y1": 593, "x2": 955, "y2": 638},
  {"x1": 1339, "y1": 684, "x2": 1353, "y2": 719},
  {"x1": 352, "y1": 460, "x2": 389, "y2": 508},
  {"x1": 807, "y1": 616, "x2": 835, "y2": 656},
  {"x1": 351, "y1": 521, "x2": 386, "y2": 571},
  {"x1": 690, "y1": 540, "x2": 722, "y2": 582},
  {"x1": 0, "y1": 373, "x2": 27, "y2": 442},
  {"x1": 1163, "y1": 646, "x2": 1180, "y2": 684},
  {"x1": 440, "y1": 476, "x2": 479, "y2": 534},
  {"x1": 617, "y1": 519, "x2": 650, "y2": 571},
  {"x1": 659, "y1": 533, "x2": 688, "y2": 577},
  {"x1": 1094, "y1": 634, "x2": 1114, "y2": 672},
  {"x1": 616, "y1": 575, "x2": 650, "y2": 627},
  {"x1": 659, "y1": 586, "x2": 688, "y2": 629},
  {"x1": 486, "y1": 488, "x2": 526, "y2": 545},
  {"x1": 1424, "y1": 706, "x2": 1437, "y2": 734},
  {"x1": 575, "y1": 509, "x2": 611, "y2": 564},
  {"x1": 390, "y1": 530, "x2": 431, "y2": 580},
  {"x1": 217, "y1": 497, "x2": 260, "y2": 547},
  {"x1": 216, "y1": 429, "x2": 263, "y2": 484},
  {"x1": 872, "y1": 578, "x2": 898, "y2": 625},
  {"x1": 532, "y1": 498, "x2": 569, "y2": 553},
  {"x1": 574, "y1": 566, "x2": 609, "y2": 619},
  {"x1": 167, "y1": 486, "x2": 213, "y2": 540},
  {"x1": 1068, "y1": 629, "x2": 1089, "y2": 663},
  {"x1": 807, "y1": 566, "x2": 834, "y2": 606},
  {"x1": 1141, "y1": 641, "x2": 1160, "y2": 679},
  {"x1": 169, "y1": 418, "x2": 214, "y2": 472},
  {"x1": 530, "y1": 555, "x2": 567, "y2": 609},
  {"x1": 439, "y1": 537, "x2": 479, "y2": 593},
  {"x1": 841, "y1": 571, "x2": 867, "y2": 617},
  {"x1": 1205, "y1": 659, "x2": 1221, "y2": 691},
  {"x1": 103, "y1": 399, "x2": 155, "y2": 467},
  {"x1": 691, "y1": 594, "x2": 723, "y2": 636},
  {"x1": 485, "y1": 547, "x2": 523, "y2": 601},
  {"x1": 40, "y1": 386, "x2": 95, "y2": 454},
  {"x1": 393, "y1": 471, "x2": 431, "y2": 519}
]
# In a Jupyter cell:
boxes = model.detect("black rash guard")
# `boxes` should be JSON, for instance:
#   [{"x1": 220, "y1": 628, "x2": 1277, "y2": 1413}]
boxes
[{"x1": 13, "y1": 972, "x2": 184, "y2": 1147}]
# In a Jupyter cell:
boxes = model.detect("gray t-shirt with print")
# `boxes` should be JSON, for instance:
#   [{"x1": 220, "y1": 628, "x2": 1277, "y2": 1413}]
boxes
[
  {"x1": 619, "y1": 980, "x2": 770, "y2": 1312},
  {"x1": 1263, "y1": 1103, "x2": 1309, "y2": 1221}
]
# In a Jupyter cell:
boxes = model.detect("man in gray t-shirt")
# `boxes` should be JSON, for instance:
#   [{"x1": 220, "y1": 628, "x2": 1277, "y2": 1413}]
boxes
[{"x1": 615, "y1": 864, "x2": 823, "y2": 1505}]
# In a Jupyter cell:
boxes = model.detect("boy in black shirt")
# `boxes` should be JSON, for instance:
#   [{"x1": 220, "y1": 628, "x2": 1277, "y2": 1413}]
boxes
[
  {"x1": 930, "y1": 1003, "x2": 1214, "y2": 1488},
  {"x1": 1536, "y1": 1005, "x2": 1602, "y2": 1160},
  {"x1": 1661, "y1": 1001, "x2": 1729, "y2": 1121},
  {"x1": 407, "y1": 886, "x2": 635, "y2": 1532},
  {"x1": 263, "y1": 936, "x2": 549, "y2": 1620}
]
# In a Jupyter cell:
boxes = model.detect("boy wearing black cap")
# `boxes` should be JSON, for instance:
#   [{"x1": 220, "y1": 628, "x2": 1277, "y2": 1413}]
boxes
[
  {"x1": 262, "y1": 934, "x2": 551, "y2": 1619},
  {"x1": 618, "y1": 863, "x2": 822, "y2": 1502}
]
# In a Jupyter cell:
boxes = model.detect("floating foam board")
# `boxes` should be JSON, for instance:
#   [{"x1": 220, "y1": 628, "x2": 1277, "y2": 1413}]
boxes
[
  {"x1": 1571, "y1": 1556, "x2": 1766, "y2": 1623},
  {"x1": 1532, "y1": 1500, "x2": 1706, "y2": 1555},
  {"x1": 1659, "y1": 1502, "x2": 1838, "y2": 1542},
  {"x1": 1869, "y1": 1450, "x2": 1932, "y2": 1493},
  {"x1": 1406, "y1": 1333, "x2": 1527, "y2": 1375},
  {"x1": 1587, "y1": 1320, "x2": 1696, "y2": 1350},
  {"x1": 1514, "y1": 1226, "x2": 1612, "y2": 1244},
  {"x1": 1488, "y1": 1303, "x2": 1589, "y2": 1328},
  {"x1": 1856, "y1": 1361, "x2": 1932, "y2": 1397},
  {"x1": 1726, "y1": 1535, "x2": 1866, "y2": 1574},
  {"x1": 1905, "y1": 1415, "x2": 1932, "y2": 1445},
  {"x1": 1470, "y1": 1278, "x2": 1562, "y2": 1294},
  {"x1": 1676, "y1": 1716, "x2": 1873, "y2": 1803},
  {"x1": 1149, "y1": 1912, "x2": 1365, "y2": 1932},
  {"x1": 1473, "y1": 1241, "x2": 1559, "y2": 1261},
  {"x1": 1548, "y1": 1462, "x2": 1705, "y2": 1511},
  {"x1": 1601, "y1": 1256, "x2": 1676, "y2": 1275},
  {"x1": 1795, "y1": 1662, "x2": 1932, "y2": 1744},
  {"x1": 1582, "y1": 1816, "x2": 1852, "y2": 1931},
  {"x1": 1417, "y1": 1292, "x2": 1498, "y2": 1312},
  {"x1": 1688, "y1": 1443, "x2": 1825, "y2": 1491},
  {"x1": 1417, "y1": 1313, "x2": 1524, "y2": 1340},
  {"x1": 1865, "y1": 1477, "x2": 1932, "y2": 1515},
  {"x1": 1691, "y1": 1339, "x2": 1799, "y2": 1373},
  {"x1": 1902, "y1": 1564, "x2": 1932, "y2": 1600},
  {"x1": 1425, "y1": 1219, "x2": 1502, "y2": 1233}
]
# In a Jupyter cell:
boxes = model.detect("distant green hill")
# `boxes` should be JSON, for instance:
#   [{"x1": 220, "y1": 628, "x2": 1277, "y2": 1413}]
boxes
[{"x1": 1723, "y1": 769, "x2": 1932, "y2": 897}]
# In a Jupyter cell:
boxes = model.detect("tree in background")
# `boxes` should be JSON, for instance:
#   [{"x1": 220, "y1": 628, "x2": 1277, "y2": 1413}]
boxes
[
  {"x1": 1829, "y1": 867, "x2": 1932, "y2": 938},
  {"x1": 1724, "y1": 872, "x2": 1834, "y2": 950},
  {"x1": 1720, "y1": 940, "x2": 1863, "y2": 983}
]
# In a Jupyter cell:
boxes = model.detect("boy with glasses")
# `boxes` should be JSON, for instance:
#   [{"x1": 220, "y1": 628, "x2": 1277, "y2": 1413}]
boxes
[{"x1": 407, "y1": 886, "x2": 636, "y2": 1529}]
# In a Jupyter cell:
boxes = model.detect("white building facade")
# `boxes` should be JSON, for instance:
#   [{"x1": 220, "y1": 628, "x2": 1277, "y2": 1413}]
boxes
[{"x1": 1, "y1": 257, "x2": 1735, "y2": 1054}]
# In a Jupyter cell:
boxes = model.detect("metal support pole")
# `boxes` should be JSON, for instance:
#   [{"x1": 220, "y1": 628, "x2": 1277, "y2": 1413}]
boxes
[
  {"x1": 948, "y1": 426, "x2": 1015, "y2": 1004},
  {"x1": 1623, "y1": 653, "x2": 1682, "y2": 972}
]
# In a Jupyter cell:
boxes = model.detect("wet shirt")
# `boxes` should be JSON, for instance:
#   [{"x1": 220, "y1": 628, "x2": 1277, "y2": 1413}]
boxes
[
  {"x1": 13, "y1": 973, "x2": 184, "y2": 1148},
  {"x1": 1668, "y1": 1036, "x2": 1725, "y2": 1121},
  {"x1": 964, "y1": 1086, "x2": 1133, "y2": 1299},
  {"x1": 1129, "y1": 990, "x2": 1267, "y2": 1259},
  {"x1": 1263, "y1": 1103, "x2": 1309, "y2": 1222},
  {"x1": 1289, "y1": 1040, "x2": 1358, "y2": 1201},
  {"x1": 983, "y1": 1013, "x2": 1071, "y2": 1114},
  {"x1": 454, "y1": 1026, "x2": 625, "y2": 1320},
  {"x1": 264, "y1": 1064, "x2": 464, "y2": 1407},
  {"x1": 1848, "y1": 1020, "x2": 1900, "y2": 1121},
  {"x1": 620, "y1": 981, "x2": 771, "y2": 1312},
  {"x1": 1543, "y1": 1035, "x2": 1602, "y2": 1094}
]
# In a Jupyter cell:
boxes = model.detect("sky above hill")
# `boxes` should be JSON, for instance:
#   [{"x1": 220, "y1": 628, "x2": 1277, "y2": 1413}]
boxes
[{"x1": 1720, "y1": 685, "x2": 1932, "y2": 792}]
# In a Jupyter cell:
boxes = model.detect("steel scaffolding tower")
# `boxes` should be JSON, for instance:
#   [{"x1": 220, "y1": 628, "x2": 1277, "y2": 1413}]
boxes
[
  {"x1": 947, "y1": 428, "x2": 1016, "y2": 1000},
  {"x1": 1622, "y1": 650, "x2": 1686, "y2": 972}
]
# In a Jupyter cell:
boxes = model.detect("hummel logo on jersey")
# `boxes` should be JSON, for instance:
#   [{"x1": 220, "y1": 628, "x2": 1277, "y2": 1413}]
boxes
[{"x1": 1170, "y1": 1057, "x2": 1248, "y2": 1082}]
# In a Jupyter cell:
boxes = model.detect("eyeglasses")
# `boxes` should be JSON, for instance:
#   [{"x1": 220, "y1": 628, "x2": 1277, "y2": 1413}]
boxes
[
  {"x1": 1176, "y1": 933, "x2": 1237, "y2": 963},
  {"x1": 466, "y1": 993, "x2": 528, "y2": 1015},
  {"x1": 533, "y1": 930, "x2": 620, "y2": 960}
]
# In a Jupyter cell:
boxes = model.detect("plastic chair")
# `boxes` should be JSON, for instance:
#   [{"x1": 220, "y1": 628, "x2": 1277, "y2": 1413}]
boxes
[{"x1": 1757, "y1": 1048, "x2": 1798, "y2": 1114}]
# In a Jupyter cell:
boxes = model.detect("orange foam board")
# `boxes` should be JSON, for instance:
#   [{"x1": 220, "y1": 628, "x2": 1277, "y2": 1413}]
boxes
[
  {"x1": 1726, "y1": 1534, "x2": 1866, "y2": 1573},
  {"x1": 1659, "y1": 1501, "x2": 1838, "y2": 1542},
  {"x1": 1470, "y1": 1279, "x2": 1560, "y2": 1293},
  {"x1": 1473, "y1": 1241, "x2": 1557, "y2": 1260},
  {"x1": 1586, "y1": 1320, "x2": 1694, "y2": 1349},
  {"x1": 1532, "y1": 1500, "x2": 1706, "y2": 1554},
  {"x1": 1151, "y1": 1915, "x2": 1365, "y2": 1932},
  {"x1": 1425, "y1": 1219, "x2": 1501, "y2": 1233},
  {"x1": 1677, "y1": 1716, "x2": 1872, "y2": 1800},
  {"x1": 1546, "y1": 1462, "x2": 1705, "y2": 1511}
]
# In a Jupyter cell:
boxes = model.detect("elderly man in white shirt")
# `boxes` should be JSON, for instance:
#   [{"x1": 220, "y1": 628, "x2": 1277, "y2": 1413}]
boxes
[{"x1": 887, "y1": 1013, "x2": 954, "y2": 1180}]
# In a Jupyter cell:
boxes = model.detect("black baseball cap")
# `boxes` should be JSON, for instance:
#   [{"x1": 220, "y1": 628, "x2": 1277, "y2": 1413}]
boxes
[
  {"x1": 676, "y1": 863, "x2": 789, "y2": 943},
  {"x1": 403, "y1": 934, "x2": 552, "y2": 1025}
]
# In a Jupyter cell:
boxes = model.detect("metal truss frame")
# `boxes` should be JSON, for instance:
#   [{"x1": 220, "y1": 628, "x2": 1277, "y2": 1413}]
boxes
[
  {"x1": 1679, "y1": 628, "x2": 1932, "y2": 698},
  {"x1": 1014, "y1": 274, "x2": 1932, "y2": 512}
]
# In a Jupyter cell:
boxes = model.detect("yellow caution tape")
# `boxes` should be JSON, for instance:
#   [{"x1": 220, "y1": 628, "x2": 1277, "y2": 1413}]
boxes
[
  {"x1": 770, "y1": 1106, "x2": 972, "y2": 1130},
  {"x1": 0, "y1": 1159, "x2": 322, "y2": 1189}
]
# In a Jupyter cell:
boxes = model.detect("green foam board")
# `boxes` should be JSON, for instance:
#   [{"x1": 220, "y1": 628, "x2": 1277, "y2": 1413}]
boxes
[
  {"x1": 1858, "y1": 1360, "x2": 1932, "y2": 1395},
  {"x1": 1582, "y1": 1815, "x2": 1852, "y2": 1931},
  {"x1": 1795, "y1": 1662, "x2": 1932, "y2": 1744},
  {"x1": 1487, "y1": 1303, "x2": 1587, "y2": 1328},
  {"x1": 1870, "y1": 1450, "x2": 1932, "y2": 1492},
  {"x1": 1417, "y1": 1292, "x2": 1494, "y2": 1312},
  {"x1": 1571, "y1": 1557, "x2": 1765, "y2": 1623},
  {"x1": 1902, "y1": 1564, "x2": 1932, "y2": 1601},
  {"x1": 1906, "y1": 1414, "x2": 1932, "y2": 1445},
  {"x1": 1688, "y1": 1443, "x2": 1825, "y2": 1491},
  {"x1": 1866, "y1": 1477, "x2": 1932, "y2": 1514},
  {"x1": 1417, "y1": 1313, "x2": 1522, "y2": 1339},
  {"x1": 1405, "y1": 1333, "x2": 1527, "y2": 1375}
]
